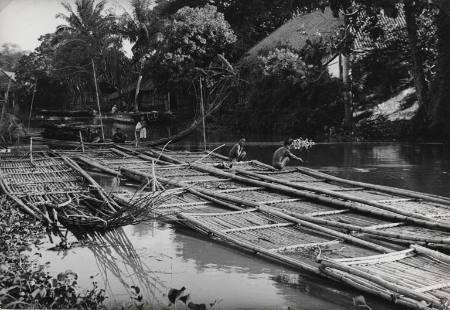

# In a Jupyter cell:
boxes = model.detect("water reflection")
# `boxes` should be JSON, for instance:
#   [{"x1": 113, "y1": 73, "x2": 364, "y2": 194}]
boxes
[{"x1": 76, "y1": 229, "x2": 167, "y2": 307}]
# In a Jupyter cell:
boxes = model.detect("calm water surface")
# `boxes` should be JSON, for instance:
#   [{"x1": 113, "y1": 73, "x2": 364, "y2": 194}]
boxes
[{"x1": 38, "y1": 142, "x2": 450, "y2": 309}]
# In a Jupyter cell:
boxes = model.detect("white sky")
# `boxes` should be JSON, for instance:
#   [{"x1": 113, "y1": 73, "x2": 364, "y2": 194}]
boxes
[{"x1": 0, "y1": 0, "x2": 133, "y2": 52}]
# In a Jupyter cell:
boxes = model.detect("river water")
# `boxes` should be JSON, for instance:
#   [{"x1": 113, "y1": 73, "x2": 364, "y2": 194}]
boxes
[{"x1": 38, "y1": 141, "x2": 450, "y2": 310}]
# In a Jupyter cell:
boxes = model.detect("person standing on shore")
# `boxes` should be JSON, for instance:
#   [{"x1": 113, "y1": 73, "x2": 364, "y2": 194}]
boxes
[
  {"x1": 229, "y1": 138, "x2": 247, "y2": 162},
  {"x1": 135, "y1": 116, "x2": 147, "y2": 144},
  {"x1": 272, "y1": 138, "x2": 303, "y2": 170}
]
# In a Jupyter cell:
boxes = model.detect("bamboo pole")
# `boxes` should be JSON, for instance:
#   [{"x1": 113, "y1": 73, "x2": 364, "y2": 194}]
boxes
[
  {"x1": 297, "y1": 167, "x2": 450, "y2": 206},
  {"x1": 191, "y1": 163, "x2": 450, "y2": 231},
  {"x1": 27, "y1": 79, "x2": 37, "y2": 131},
  {"x1": 79, "y1": 131, "x2": 85, "y2": 153},
  {"x1": 0, "y1": 177, "x2": 45, "y2": 222},
  {"x1": 62, "y1": 156, "x2": 118, "y2": 212},
  {"x1": 75, "y1": 155, "x2": 120, "y2": 176},
  {"x1": 222, "y1": 222, "x2": 293, "y2": 233},
  {"x1": 91, "y1": 59, "x2": 105, "y2": 141},
  {"x1": 268, "y1": 240, "x2": 341, "y2": 252},
  {"x1": 113, "y1": 145, "x2": 171, "y2": 165},
  {"x1": 199, "y1": 77, "x2": 207, "y2": 152},
  {"x1": 151, "y1": 160, "x2": 156, "y2": 192},
  {"x1": 320, "y1": 259, "x2": 442, "y2": 308},
  {"x1": 411, "y1": 244, "x2": 450, "y2": 265},
  {"x1": 109, "y1": 147, "x2": 132, "y2": 157},
  {"x1": 144, "y1": 149, "x2": 183, "y2": 165},
  {"x1": 209, "y1": 151, "x2": 229, "y2": 161},
  {"x1": 29, "y1": 138, "x2": 33, "y2": 163}
]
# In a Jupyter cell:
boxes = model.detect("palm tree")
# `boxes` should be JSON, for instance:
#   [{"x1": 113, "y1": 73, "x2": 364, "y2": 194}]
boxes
[
  {"x1": 55, "y1": 0, "x2": 121, "y2": 107},
  {"x1": 120, "y1": 0, "x2": 163, "y2": 111}
]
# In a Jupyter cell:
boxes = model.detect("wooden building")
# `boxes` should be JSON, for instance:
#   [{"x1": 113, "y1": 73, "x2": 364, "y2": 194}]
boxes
[
  {"x1": 105, "y1": 79, "x2": 170, "y2": 113},
  {"x1": 0, "y1": 68, "x2": 17, "y2": 112}
]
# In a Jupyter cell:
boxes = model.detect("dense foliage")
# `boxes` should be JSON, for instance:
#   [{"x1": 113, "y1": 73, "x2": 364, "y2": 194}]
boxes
[
  {"x1": 147, "y1": 4, "x2": 236, "y2": 91},
  {"x1": 236, "y1": 46, "x2": 344, "y2": 137},
  {"x1": 4, "y1": 0, "x2": 450, "y2": 139},
  {"x1": 0, "y1": 44, "x2": 26, "y2": 72},
  {"x1": 0, "y1": 197, "x2": 107, "y2": 309}
]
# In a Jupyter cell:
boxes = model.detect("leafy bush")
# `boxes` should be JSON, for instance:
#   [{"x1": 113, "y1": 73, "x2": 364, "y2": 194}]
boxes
[{"x1": 235, "y1": 46, "x2": 344, "y2": 137}]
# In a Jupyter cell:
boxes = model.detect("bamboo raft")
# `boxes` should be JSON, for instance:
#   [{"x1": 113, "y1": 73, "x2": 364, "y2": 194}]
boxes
[
  {"x1": 53, "y1": 147, "x2": 450, "y2": 308},
  {"x1": 53, "y1": 148, "x2": 227, "y2": 218},
  {"x1": 0, "y1": 151, "x2": 157, "y2": 229},
  {"x1": 70, "y1": 148, "x2": 450, "y2": 249},
  {"x1": 114, "y1": 161, "x2": 450, "y2": 309}
]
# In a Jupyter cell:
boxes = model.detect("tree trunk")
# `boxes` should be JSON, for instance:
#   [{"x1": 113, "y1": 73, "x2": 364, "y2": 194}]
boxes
[
  {"x1": 134, "y1": 74, "x2": 143, "y2": 112},
  {"x1": 342, "y1": 53, "x2": 353, "y2": 129},
  {"x1": 404, "y1": 0, "x2": 429, "y2": 119},
  {"x1": 430, "y1": 9, "x2": 450, "y2": 137}
]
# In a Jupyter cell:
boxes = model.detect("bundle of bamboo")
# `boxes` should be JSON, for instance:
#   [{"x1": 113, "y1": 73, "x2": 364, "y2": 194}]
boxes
[{"x1": 0, "y1": 153, "x2": 165, "y2": 229}]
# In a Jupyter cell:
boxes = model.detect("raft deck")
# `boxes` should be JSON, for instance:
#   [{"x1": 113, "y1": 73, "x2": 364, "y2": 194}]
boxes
[{"x1": 55, "y1": 146, "x2": 450, "y2": 309}]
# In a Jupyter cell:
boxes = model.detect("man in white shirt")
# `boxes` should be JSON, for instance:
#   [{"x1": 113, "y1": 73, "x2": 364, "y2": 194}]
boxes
[{"x1": 135, "y1": 116, "x2": 147, "y2": 144}]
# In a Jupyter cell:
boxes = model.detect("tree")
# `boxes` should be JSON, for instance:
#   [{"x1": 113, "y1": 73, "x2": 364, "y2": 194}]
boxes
[
  {"x1": 147, "y1": 4, "x2": 237, "y2": 92},
  {"x1": 404, "y1": 1, "x2": 429, "y2": 123},
  {"x1": 430, "y1": 8, "x2": 450, "y2": 136},
  {"x1": 155, "y1": 0, "x2": 333, "y2": 57},
  {"x1": 55, "y1": 0, "x2": 127, "y2": 107},
  {"x1": 120, "y1": 0, "x2": 164, "y2": 111},
  {"x1": 236, "y1": 45, "x2": 343, "y2": 136},
  {"x1": 15, "y1": 34, "x2": 71, "y2": 111},
  {"x1": 0, "y1": 43, "x2": 26, "y2": 71}
]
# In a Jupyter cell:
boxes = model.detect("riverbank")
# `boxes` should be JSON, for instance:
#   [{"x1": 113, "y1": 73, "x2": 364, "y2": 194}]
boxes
[{"x1": 0, "y1": 196, "x2": 107, "y2": 309}]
